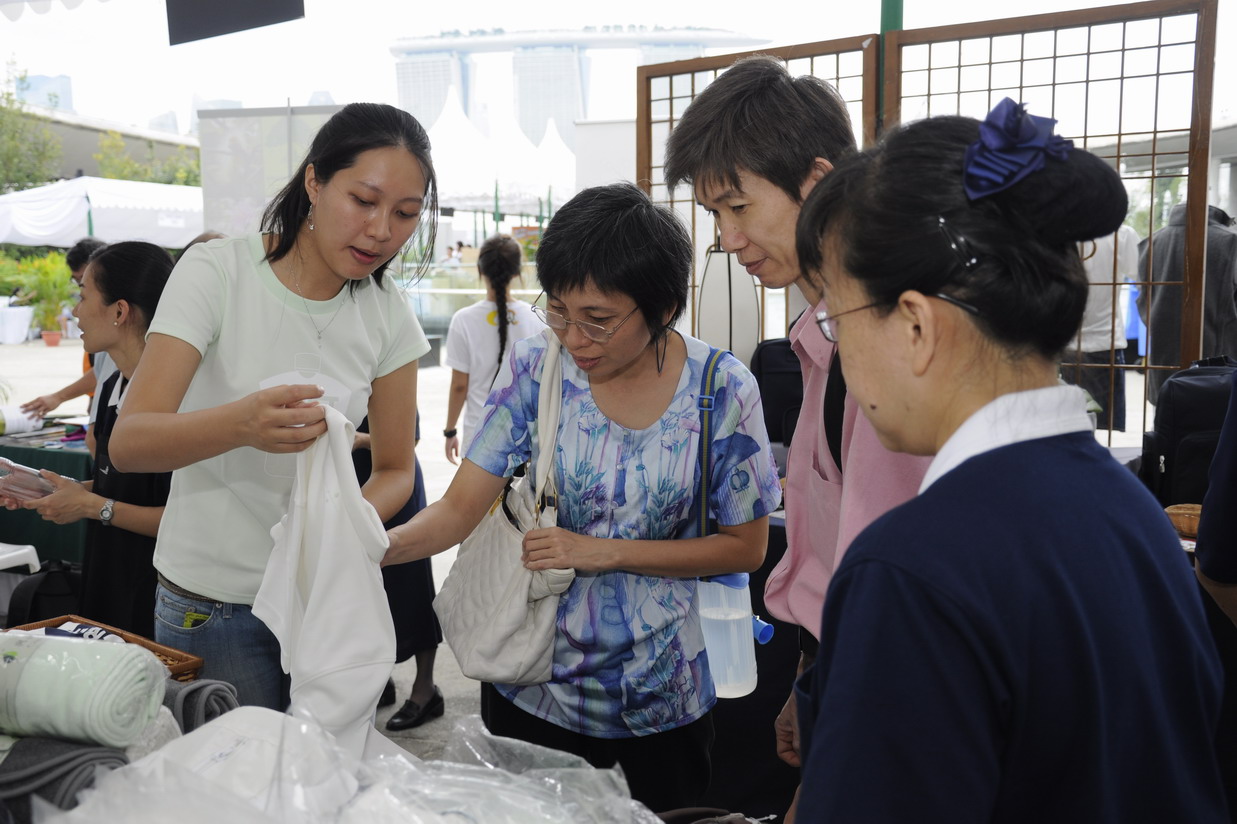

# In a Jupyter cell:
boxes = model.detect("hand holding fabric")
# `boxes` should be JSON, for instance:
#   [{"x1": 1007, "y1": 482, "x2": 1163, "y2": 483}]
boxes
[{"x1": 236, "y1": 384, "x2": 327, "y2": 453}]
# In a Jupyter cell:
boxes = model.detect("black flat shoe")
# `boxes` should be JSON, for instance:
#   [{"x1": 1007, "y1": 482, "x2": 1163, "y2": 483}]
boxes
[
  {"x1": 385, "y1": 686, "x2": 445, "y2": 731},
  {"x1": 378, "y1": 677, "x2": 396, "y2": 708}
]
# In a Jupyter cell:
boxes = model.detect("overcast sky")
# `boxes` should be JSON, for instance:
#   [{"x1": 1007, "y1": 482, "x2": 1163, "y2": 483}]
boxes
[{"x1": 1, "y1": 0, "x2": 1233, "y2": 132}]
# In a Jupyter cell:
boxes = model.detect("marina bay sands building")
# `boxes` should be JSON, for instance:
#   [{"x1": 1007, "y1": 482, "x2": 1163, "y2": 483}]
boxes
[{"x1": 390, "y1": 26, "x2": 762, "y2": 150}]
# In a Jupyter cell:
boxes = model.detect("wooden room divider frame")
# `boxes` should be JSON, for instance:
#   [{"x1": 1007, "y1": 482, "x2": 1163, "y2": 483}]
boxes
[{"x1": 636, "y1": 0, "x2": 1218, "y2": 444}]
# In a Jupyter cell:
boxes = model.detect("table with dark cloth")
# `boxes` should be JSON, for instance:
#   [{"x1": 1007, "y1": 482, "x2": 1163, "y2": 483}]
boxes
[{"x1": 0, "y1": 435, "x2": 91, "y2": 563}]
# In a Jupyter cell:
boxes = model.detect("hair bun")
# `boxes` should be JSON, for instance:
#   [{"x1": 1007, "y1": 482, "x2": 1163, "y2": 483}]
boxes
[{"x1": 998, "y1": 148, "x2": 1129, "y2": 247}]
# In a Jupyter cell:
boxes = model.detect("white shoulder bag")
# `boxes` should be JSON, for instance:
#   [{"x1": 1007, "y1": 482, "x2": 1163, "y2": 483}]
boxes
[{"x1": 432, "y1": 333, "x2": 574, "y2": 685}]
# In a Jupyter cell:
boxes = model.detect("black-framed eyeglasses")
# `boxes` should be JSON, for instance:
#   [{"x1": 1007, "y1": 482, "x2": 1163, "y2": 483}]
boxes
[
  {"x1": 533, "y1": 304, "x2": 640, "y2": 343},
  {"x1": 814, "y1": 301, "x2": 880, "y2": 343},
  {"x1": 814, "y1": 293, "x2": 981, "y2": 343}
]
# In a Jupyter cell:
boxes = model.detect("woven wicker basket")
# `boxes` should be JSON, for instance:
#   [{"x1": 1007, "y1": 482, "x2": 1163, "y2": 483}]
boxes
[
  {"x1": 1165, "y1": 504, "x2": 1202, "y2": 539},
  {"x1": 8, "y1": 614, "x2": 202, "y2": 681}
]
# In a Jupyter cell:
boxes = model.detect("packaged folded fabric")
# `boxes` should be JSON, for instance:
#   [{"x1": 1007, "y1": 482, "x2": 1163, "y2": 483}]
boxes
[
  {"x1": 132, "y1": 706, "x2": 359, "y2": 818},
  {"x1": 0, "y1": 634, "x2": 165, "y2": 748},
  {"x1": 0, "y1": 734, "x2": 127, "y2": 822},
  {"x1": 124, "y1": 707, "x2": 181, "y2": 763},
  {"x1": 20, "y1": 622, "x2": 126, "y2": 644},
  {"x1": 162, "y1": 678, "x2": 238, "y2": 734}
]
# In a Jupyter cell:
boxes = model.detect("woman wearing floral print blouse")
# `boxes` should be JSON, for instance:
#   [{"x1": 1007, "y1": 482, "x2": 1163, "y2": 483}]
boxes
[{"x1": 384, "y1": 182, "x2": 782, "y2": 812}]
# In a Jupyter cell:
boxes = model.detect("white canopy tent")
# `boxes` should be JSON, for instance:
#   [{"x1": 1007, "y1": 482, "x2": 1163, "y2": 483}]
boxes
[{"x1": 0, "y1": 177, "x2": 204, "y2": 249}]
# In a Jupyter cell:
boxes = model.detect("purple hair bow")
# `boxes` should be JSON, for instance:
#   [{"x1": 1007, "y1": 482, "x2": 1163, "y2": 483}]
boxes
[{"x1": 963, "y1": 98, "x2": 1073, "y2": 200}]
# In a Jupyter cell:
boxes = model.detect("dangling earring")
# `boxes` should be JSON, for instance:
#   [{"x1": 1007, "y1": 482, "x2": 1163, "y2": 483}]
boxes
[
  {"x1": 654, "y1": 332, "x2": 668, "y2": 374},
  {"x1": 307, "y1": 205, "x2": 315, "y2": 231}
]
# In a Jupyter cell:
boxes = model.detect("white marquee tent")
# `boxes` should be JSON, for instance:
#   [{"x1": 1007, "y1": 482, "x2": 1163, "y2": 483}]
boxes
[{"x1": 0, "y1": 176, "x2": 204, "y2": 249}]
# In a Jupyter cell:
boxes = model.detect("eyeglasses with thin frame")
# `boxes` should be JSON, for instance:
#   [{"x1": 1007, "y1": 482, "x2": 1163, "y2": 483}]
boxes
[
  {"x1": 814, "y1": 293, "x2": 981, "y2": 343},
  {"x1": 533, "y1": 304, "x2": 640, "y2": 343}
]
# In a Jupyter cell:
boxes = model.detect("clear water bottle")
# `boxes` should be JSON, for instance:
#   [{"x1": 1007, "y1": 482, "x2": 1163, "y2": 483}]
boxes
[{"x1": 697, "y1": 572, "x2": 774, "y2": 699}]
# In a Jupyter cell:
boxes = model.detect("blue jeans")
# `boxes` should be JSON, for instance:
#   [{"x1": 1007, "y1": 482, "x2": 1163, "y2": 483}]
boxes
[{"x1": 153, "y1": 583, "x2": 289, "y2": 710}]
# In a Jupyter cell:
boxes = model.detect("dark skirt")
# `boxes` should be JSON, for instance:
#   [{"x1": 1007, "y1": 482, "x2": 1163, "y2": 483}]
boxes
[{"x1": 352, "y1": 423, "x2": 442, "y2": 662}]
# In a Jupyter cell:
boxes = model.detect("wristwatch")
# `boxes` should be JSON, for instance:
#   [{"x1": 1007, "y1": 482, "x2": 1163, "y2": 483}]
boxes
[{"x1": 99, "y1": 499, "x2": 115, "y2": 526}]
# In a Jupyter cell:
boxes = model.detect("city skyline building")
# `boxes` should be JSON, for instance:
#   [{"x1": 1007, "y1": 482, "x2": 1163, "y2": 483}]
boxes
[
  {"x1": 189, "y1": 94, "x2": 243, "y2": 134},
  {"x1": 390, "y1": 25, "x2": 763, "y2": 150},
  {"x1": 148, "y1": 111, "x2": 179, "y2": 134},
  {"x1": 18, "y1": 74, "x2": 73, "y2": 112}
]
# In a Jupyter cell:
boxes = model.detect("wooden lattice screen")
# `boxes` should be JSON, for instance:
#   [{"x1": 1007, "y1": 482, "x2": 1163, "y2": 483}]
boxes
[
  {"x1": 636, "y1": 0, "x2": 1217, "y2": 446},
  {"x1": 883, "y1": 0, "x2": 1218, "y2": 442},
  {"x1": 636, "y1": 37, "x2": 879, "y2": 354}
]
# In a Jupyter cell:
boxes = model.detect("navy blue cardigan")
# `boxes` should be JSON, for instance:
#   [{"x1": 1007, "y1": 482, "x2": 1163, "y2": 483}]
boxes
[{"x1": 797, "y1": 433, "x2": 1226, "y2": 823}]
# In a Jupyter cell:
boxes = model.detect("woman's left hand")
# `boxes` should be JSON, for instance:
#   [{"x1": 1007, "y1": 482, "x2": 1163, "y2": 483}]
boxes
[
  {"x1": 21, "y1": 471, "x2": 94, "y2": 524},
  {"x1": 522, "y1": 527, "x2": 611, "y2": 573}
]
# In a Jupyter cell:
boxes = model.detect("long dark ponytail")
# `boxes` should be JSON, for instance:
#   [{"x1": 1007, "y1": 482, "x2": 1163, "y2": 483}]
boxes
[{"x1": 476, "y1": 234, "x2": 523, "y2": 379}]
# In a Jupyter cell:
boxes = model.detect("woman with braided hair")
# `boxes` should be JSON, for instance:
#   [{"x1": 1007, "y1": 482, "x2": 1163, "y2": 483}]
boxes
[{"x1": 441, "y1": 234, "x2": 545, "y2": 463}]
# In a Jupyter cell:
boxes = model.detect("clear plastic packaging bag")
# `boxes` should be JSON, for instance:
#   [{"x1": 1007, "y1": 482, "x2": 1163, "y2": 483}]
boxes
[
  {"x1": 37, "y1": 706, "x2": 359, "y2": 824},
  {"x1": 0, "y1": 633, "x2": 166, "y2": 749},
  {"x1": 36, "y1": 710, "x2": 664, "y2": 824},
  {"x1": 343, "y1": 715, "x2": 662, "y2": 824},
  {"x1": 0, "y1": 458, "x2": 55, "y2": 503}
]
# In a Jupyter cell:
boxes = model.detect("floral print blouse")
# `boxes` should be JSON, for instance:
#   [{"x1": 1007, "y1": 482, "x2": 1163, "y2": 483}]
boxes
[{"x1": 466, "y1": 331, "x2": 781, "y2": 738}]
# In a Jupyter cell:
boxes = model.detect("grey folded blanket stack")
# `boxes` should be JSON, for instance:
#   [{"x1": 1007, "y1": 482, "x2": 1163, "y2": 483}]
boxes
[
  {"x1": 0, "y1": 737, "x2": 127, "y2": 823},
  {"x1": 163, "y1": 677, "x2": 239, "y2": 733}
]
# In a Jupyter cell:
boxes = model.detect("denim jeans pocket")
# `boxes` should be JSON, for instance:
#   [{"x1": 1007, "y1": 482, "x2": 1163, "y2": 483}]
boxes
[{"x1": 153, "y1": 586, "x2": 218, "y2": 635}]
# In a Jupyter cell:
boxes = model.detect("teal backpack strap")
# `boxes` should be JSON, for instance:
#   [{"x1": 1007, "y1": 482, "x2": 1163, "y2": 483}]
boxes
[{"x1": 696, "y1": 347, "x2": 727, "y2": 538}]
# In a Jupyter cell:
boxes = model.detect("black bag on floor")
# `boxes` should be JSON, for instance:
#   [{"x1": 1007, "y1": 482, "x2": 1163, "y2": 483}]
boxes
[
  {"x1": 1140, "y1": 356, "x2": 1237, "y2": 506},
  {"x1": 3, "y1": 560, "x2": 82, "y2": 629}
]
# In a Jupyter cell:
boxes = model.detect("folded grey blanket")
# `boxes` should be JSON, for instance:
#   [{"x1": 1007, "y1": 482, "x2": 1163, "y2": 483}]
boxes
[
  {"x1": 162, "y1": 677, "x2": 239, "y2": 734},
  {"x1": 0, "y1": 736, "x2": 127, "y2": 823}
]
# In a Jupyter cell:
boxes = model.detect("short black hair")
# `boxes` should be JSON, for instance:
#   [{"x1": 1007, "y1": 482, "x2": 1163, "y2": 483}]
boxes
[
  {"x1": 664, "y1": 55, "x2": 857, "y2": 203},
  {"x1": 796, "y1": 114, "x2": 1129, "y2": 359},
  {"x1": 261, "y1": 102, "x2": 438, "y2": 287},
  {"x1": 175, "y1": 231, "x2": 225, "y2": 262},
  {"x1": 536, "y1": 183, "x2": 690, "y2": 340},
  {"x1": 87, "y1": 241, "x2": 175, "y2": 331},
  {"x1": 66, "y1": 237, "x2": 107, "y2": 273}
]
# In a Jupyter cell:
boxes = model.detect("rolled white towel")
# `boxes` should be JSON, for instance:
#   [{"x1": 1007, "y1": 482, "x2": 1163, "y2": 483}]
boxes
[{"x1": 0, "y1": 634, "x2": 166, "y2": 748}]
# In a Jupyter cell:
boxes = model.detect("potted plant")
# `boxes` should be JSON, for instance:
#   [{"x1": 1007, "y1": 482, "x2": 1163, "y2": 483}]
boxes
[
  {"x1": 0, "y1": 252, "x2": 33, "y2": 345},
  {"x1": 14, "y1": 251, "x2": 73, "y2": 346}
]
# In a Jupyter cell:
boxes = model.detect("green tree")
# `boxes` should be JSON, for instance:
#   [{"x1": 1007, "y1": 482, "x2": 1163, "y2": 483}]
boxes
[
  {"x1": 1126, "y1": 174, "x2": 1186, "y2": 239},
  {"x1": 94, "y1": 130, "x2": 201, "y2": 186},
  {"x1": 0, "y1": 64, "x2": 62, "y2": 194}
]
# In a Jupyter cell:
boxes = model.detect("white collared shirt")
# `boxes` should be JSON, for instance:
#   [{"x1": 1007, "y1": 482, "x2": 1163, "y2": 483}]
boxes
[
  {"x1": 106, "y1": 370, "x2": 127, "y2": 411},
  {"x1": 920, "y1": 385, "x2": 1093, "y2": 493}
]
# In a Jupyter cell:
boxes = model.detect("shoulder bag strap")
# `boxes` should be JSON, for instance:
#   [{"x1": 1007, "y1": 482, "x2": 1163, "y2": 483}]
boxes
[
  {"x1": 696, "y1": 347, "x2": 727, "y2": 538},
  {"x1": 5, "y1": 569, "x2": 47, "y2": 628},
  {"x1": 824, "y1": 349, "x2": 846, "y2": 474},
  {"x1": 534, "y1": 330, "x2": 563, "y2": 510},
  {"x1": 5, "y1": 561, "x2": 77, "y2": 629}
]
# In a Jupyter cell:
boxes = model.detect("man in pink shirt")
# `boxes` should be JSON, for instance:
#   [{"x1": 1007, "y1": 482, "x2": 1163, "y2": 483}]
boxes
[{"x1": 665, "y1": 55, "x2": 931, "y2": 820}]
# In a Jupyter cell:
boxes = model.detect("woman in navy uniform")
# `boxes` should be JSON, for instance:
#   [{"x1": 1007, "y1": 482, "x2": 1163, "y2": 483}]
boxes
[{"x1": 792, "y1": 101, "x2": 1227, "y2": 823}]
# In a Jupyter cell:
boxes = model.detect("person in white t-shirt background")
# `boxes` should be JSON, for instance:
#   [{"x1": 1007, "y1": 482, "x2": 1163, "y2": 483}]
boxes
[
  {"x1": 1060, "y1": 224, "x2": 1140, "y2": 431},
  {"x1": 441, "y1": 234, "x2": 546, "y2": 462}
]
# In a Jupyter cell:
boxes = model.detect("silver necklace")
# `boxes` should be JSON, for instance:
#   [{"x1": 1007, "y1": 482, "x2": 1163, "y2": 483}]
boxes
[{"x1": 292, "y1": 269, "x2": 346, "y2": 341}]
